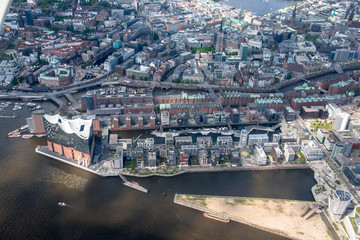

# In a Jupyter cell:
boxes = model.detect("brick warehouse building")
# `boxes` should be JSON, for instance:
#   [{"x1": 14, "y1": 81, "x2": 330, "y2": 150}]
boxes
[
  {"x1": 158, "y1": 92, "x2": 212, "y2": 104},
  {"x1": 81, "y1": 91, "x2": 153, "y2": 112},
  {"x1": 316, "y1": 72, "x2": 349, "y2": 90},
  {"x1": 42, "y1": 114, "x2": 95, "y2": 165}
]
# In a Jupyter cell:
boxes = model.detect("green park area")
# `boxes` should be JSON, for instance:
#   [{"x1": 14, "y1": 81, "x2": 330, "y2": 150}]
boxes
[{"x1": 310, "y1": 119, "x2": 333, "y2": 132}]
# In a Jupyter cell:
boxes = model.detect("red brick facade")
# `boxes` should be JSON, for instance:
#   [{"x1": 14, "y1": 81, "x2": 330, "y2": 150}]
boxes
[{"x1": 47, "y1": 139, "x2": 94, "y2": 165}]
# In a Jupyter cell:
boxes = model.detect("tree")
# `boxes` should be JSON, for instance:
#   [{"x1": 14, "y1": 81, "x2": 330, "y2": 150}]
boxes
[
  {"x1": 172, "y1": 78, "x2": 181, "y2": 83},
  {"x1": 286, "y1": 72, "x2": 292, "y2": 79},
  {"x1": 23, "y1": 49, "x2": 33, "y2": 56},
  {"x1": 152, "y1": 31, "x2": 159, "y2": 41}
]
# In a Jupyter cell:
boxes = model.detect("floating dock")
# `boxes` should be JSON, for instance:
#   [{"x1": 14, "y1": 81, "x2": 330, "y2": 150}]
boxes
[{"x1": 119, "y1": 174, "x2": 149, "y2": 193}]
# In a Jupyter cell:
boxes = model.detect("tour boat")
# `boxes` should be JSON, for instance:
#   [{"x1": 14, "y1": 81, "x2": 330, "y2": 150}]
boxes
[
  {"x1": 58, "y1": 202, "x2": 67, "y2": 207},
  {"x1": 201, "y1": 129, "x2": 210, "y2": 135},
  {"x1": 203, "y1": 212, "x2": 230, "y2": 223},
  {"x1": 220, "y1": 130, "x2": 234, "y2": 136}
]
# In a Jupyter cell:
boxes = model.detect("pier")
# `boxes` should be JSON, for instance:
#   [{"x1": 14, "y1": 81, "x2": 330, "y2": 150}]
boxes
[
  {"x1": 302, "y1": 207, "x2": 317, "y2": 220},
  {"x1": 119, "y1": 173, "x2": 149, "y2": 193}
]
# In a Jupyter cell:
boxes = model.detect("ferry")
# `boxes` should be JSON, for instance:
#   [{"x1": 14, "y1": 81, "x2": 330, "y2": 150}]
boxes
[
  {"x1": 203, "y1": 212, "x2": 230, "y2": 223},
  {"x1": 58, "y1": 202, "x2": 67, "y2": 207}
]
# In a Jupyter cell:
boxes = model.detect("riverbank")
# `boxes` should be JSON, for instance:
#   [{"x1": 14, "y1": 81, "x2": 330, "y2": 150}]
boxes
[
  {"x1": 36, "y1": 146, "x2": 311, "y2": 178},
  {"x1": 174, "y1": 194, "x2": 333, "y2": 240}
]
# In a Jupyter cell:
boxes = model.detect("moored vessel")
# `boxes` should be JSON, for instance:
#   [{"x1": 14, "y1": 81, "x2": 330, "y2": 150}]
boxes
[{"x1": 203, "y1": 212, "x2": 230, "y2": 223}]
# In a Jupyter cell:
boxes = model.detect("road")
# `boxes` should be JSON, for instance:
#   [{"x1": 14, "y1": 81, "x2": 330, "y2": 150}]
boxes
[{"x1": 296, "y1": 116, "x2": 360, "y2": 203}]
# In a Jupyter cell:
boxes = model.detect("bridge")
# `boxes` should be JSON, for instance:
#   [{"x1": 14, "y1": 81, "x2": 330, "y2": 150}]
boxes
[
  {"x1": 334, "y1": 63, "x2": 343, "y2": 74},
  {"x1": 64, "y1": 92, "x2": 76, "y2": 105},
  {"x1": 44, "y1": 93, "x2": 65, "y2": 106},
  {"x1": 1, "y1": 62, "x2": 360, "y2": 106},
  {"x1": 119, "y1": 173, "x2": 149, "y2": 193},
  {"x1": 271, "y1": 123, "x2": 282, "y2": 130},
  {"x1": 246, "y1": 125, "x2": 275, "y2": 133}
]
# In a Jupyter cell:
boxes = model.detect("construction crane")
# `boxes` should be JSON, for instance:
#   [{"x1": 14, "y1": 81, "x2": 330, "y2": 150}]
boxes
[{"x1": 133, "y1": 134, "x2": 142, "y2": 144}]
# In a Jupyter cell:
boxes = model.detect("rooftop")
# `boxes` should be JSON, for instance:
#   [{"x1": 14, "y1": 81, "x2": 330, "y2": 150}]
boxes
[{"x1": 44, "y1": 114, "x2": 92, "y2": 140}]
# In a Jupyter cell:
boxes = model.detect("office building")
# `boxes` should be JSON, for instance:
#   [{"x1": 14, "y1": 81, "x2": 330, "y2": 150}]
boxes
[
  {"x1": 301, "y1": 140, "x2": 324, "y2": 161},
  {"x1": 328, "y1": 190, "x2": 351, "y2": 221},
  {"x1": 113, "y1": 146, "x2": 124, "y2": 169},
  {"x1": 239, "y1": 43, "x2": 248, "y2": 60},
  {"x1": 284, "y1": 106, "x2": 296, "y2": 121},
  {"x1": 240, "y1": 129, "x2": 248, "y2": 147},
  {"x1": 248, "y1": 133, "x2": 269, "y2": 146},
  {"x1": 333, "y1": 112, "x2": 350, "y2": 131}
]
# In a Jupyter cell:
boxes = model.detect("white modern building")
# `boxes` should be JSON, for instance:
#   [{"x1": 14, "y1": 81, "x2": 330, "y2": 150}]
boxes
[
  {"x1": 239, "y1": 129, "x2": 248, "y2": 147},
  {"x1": 254, "y1": 145, "x2": 267, "y2": 166},
  {"x1": 284, "y1": 146, "x2": 296, "y2": 162},
  {"x1": 333, "y1": 112, "x2": 350, "y2": 131},
  {"x1": 301, "y1": 140, "x2": 324, "y2": 161},
  {"x1": 248, "y1": 134, "x2": 269, "y2": 146},
  {"x1": 326, "y1": 103, "x2": 342, "y2": 119},
  {"x1": 328, "y1": 190, "x2": 352, "y2": 221}
]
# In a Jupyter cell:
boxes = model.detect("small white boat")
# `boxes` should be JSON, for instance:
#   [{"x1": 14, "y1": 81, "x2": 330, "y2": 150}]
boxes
[
  {"x1": 221, "y1": 130, "x2": 234, "y2": 136},
  {"x1": 27, "y1": 103, "x2": 36, "y2": 107},
  {"x1": 58, "y1": 202, "x2": 67, "y2": 207}
]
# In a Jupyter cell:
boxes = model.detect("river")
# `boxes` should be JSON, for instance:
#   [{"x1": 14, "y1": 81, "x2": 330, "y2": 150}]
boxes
[
  {"x1": 220, "y1": 0, "x2": 297, "y2": 16},
  {"x1": 0, "y1": 104, "x2": 317, "y2": 240}
]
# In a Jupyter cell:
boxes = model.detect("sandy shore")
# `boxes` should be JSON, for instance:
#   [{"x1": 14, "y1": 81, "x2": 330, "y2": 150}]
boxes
[{"x1": 176, "y1": 194, "x2": 333, "y2": 240}]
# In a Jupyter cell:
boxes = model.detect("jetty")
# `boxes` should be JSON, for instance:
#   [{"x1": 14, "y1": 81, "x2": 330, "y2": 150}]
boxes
[{"x1": 119, "y1": 173, "x2": 149, "y2": 193}]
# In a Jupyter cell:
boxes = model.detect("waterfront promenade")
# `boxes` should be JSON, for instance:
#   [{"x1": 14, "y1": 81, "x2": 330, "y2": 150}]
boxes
[{"x1": 36, "y1": 145, "x2": 311, "y2": 178}]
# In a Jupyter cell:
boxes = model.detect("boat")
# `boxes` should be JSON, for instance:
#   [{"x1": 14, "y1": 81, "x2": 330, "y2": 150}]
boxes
[
  {"x1": 131, "y1": 181, "x2": 139, "y2": 186},
  {"x1": 8, "y1": 133, "x2": 21, "y2": 138},
  {"x1": 30, "y1": 105, "x2": 42, "y2": 111},
  {"x1": 201, "y1": 129, "x2": 210, "y2": 135},
  {"x1": 210, "y1": 128, "x2": 217, "y2": 134},
  {"x1": 19, "y1": 125, "x2": 28, "y2": 131},
  {"x1": 152, "y1": 131, "x2": 180, "y2": 138},
  {"x1": 203, "y1": 212, "x2": 230, "y2": 223},
  {"x1": 220, "y1": 130, "x2": 234, "y2": 136},
  {"x1": 234, "y1": 130, "x2": 241, "y2": 138},
  {"x1": 58, "y1": 202, "x2": 67, "y2": 207},
  {"x1": 22, "y1": 134, "x2": 34, "y2": 139},
  {"x1": 27, "y1": 103, "x2": 36, "y2": 107}
]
